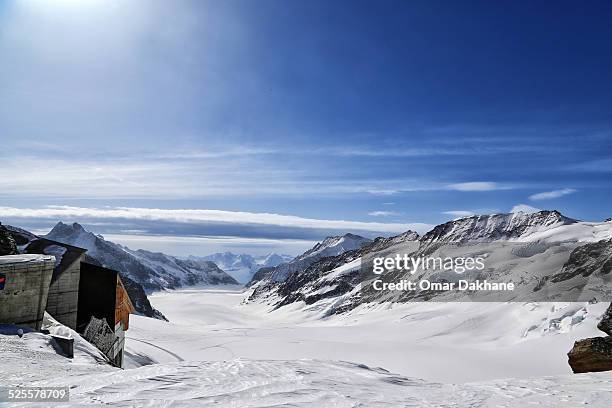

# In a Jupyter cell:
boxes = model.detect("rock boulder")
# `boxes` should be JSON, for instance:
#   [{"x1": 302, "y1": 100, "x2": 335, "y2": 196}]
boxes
[{"x1": 568, "y1": 336, "x2": 612, "y2": 373}]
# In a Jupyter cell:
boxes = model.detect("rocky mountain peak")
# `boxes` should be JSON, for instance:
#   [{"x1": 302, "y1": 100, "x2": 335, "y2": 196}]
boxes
[
  {"x1": 304, "y1": 234, "x2": 371, "y2": 257},
  {"x1": 48, "y1": 221, "x2": 88, "y2": 238},
  {"x1": 343, "y1": 233, "x2": 364, "y2": 240},
  {"x1": 72, "y1": 222, "x2": 86, "y2": 231},
  {"x1": 261, "y1": 253, "x2": 292, "y2": 265},
  {"x1": 394, "y1": 230, "x2": 420, "y2": 241},
  {"x1": 48, "y1": 221, "x2": 70, "y2": 234}
]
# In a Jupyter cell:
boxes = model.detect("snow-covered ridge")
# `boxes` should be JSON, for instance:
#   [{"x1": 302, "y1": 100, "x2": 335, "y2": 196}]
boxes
[
  {"x1": 248, "y1": 211, "x2": 612, "y2": 311},
  {"x1": 300, "y1": 233, "x2": 372, "y2": 259},
  {"x1": 421, "y1": 210, "x2": 578, "y2": 244},
  {"x1": 249, "y1": 233, "x2": 373, "y2": 285}
]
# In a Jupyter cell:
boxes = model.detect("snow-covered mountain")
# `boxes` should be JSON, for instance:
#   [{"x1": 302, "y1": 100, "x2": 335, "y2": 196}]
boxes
[
  {"x1": 196, "y1": 252, "x2": 293, "y2": 284},
  {"x1": 45, "y1": 222, "x2": 239, "y2": 291},
  {"x1": 249, "y1": 233, "x2": 373, "y2": 286},
  {"x1": 247, "y1": 211, "x2": 612, "y2": 313}
]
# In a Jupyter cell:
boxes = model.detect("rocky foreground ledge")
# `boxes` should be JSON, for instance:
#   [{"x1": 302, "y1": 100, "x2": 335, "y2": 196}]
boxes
[{"x1": 569, "y1": 303, "x2": 612, "y2": 373}]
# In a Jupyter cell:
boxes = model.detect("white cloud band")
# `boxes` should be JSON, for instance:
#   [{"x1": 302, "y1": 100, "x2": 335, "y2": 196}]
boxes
[{"x1": 0, "y1": 205, "x2": 432, "y2": 235}]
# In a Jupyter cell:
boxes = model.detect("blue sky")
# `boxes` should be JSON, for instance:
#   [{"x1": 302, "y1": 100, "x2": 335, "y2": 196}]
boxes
[{"x1": 1, "y1": 0, "x2": 611, "y2": 255}]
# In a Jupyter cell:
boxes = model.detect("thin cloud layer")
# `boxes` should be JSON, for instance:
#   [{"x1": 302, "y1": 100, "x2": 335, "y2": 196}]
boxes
[
  {"x1": 0, "y1": 205, "x2": 433, "y2": 239},
  {"x1": 368, "y1": 211, "x2": 401, "y2": 217},
  {"x1": 529, "y1": 188, "x2": 577, "y2": 201},
  {"x1": 447, "y1": 182, "x2": 502, "y2": 192}
]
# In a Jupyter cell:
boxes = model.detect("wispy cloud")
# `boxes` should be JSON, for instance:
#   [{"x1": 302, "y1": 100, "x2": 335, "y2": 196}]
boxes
[
  {"x1": 152, "y1": 147, "x2": 279, "y2": 160},
  {"x1": 566, "y1": 158, "x2": 612, "y2": 173},
  {"x1": 529, "y1": 188, "x2": 576, "y2": 201},
  {"x1": 447, "y1": 182, "x2": 503, "y2": 192},
  {"x1": 0, "y1": 154, "x2": 432, "y2": 199},
  {"x1": 321, "y1": 144, "x2": 554, "y2": 157},
  {"x1": 366, "y1": 189, "x2": 402, "y2": 196},
  {"x1": 368, "y1": 211, "x2": 401, "y2": 217},
  {"x1": 0, "y1": 152, "x2": 492, "y2": 200}
]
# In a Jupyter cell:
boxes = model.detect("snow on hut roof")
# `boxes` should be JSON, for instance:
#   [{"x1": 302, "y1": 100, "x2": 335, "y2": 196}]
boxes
[
  {"x1": 0, "y1": 254, "x2": 55, "y2": 264},
  {"x1": 25, "y1": 238, "x2": 87, "y2": 283}
]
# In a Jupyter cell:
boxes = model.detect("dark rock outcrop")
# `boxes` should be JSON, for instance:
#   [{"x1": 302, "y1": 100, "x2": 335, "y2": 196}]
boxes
[
  {"x1": 598, "y1": 303, "x2": 612, "y2": 336},
  {"x1": 551, "y1": 239, "x2": 612, "y2": 283},
  {"x1": 568, "y1": 336, "x2": 612, "y2": 373},
  {"x1": 5, "y1": 224, "x2": 38, "y2": 246},
  {"x1": 0, "y1": 222, "x2": 18, "y2": 255},
  {"x1": 249, "y1": 266, "x2": 275, "y2": 287}
]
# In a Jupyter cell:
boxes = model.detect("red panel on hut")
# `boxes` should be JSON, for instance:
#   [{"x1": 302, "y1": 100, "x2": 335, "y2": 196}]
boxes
[{"x1": 115, "y1": 276, "x2": 135, "y2": 331}]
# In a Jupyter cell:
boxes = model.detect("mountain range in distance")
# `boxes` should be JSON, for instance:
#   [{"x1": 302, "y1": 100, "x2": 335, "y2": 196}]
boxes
[
  {"x1": 45, "y1": 222, "x2": 239, "y2": 289},
  {"x1": 193, "y1": 252, "x2": 294, "y2": 284},
  {"x1": 40, "y1": 222, "x2": 241, "y2": 319},
  {"x1": 195, "y1": 234, "x2": 372, "y2": 285},
  {"x1": 4, "y1": 210, "x2": 611, "y2": 322}
]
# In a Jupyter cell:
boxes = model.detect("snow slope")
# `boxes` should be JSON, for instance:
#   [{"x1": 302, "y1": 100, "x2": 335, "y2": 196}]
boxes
[
  {"x1": 2, "y1": 290, "x2": 612, "y2": 407},
  {"x1": 123, "y1": 287, "x2": 610, "y2": 383},
  {"x1": 6, "y1": 359, "x2": 612, "y2": 407},
  {"x1": 0, "y1": 314, "x2": 114, "y2": 386}
]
